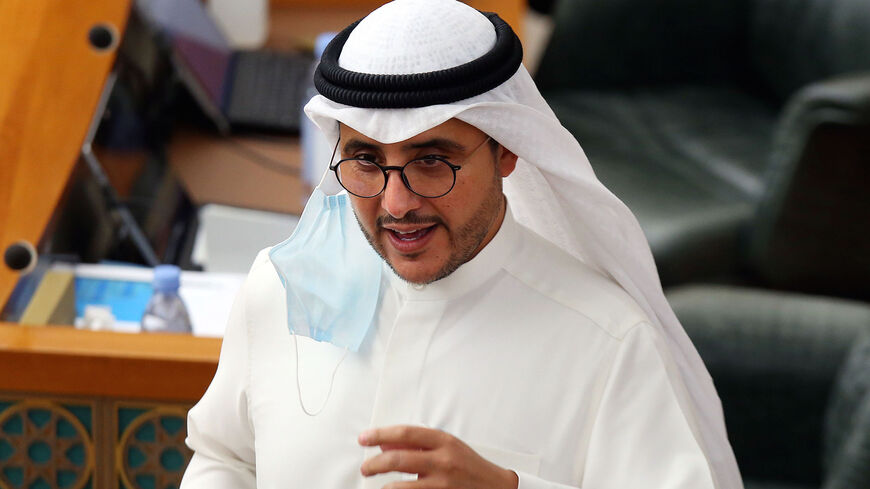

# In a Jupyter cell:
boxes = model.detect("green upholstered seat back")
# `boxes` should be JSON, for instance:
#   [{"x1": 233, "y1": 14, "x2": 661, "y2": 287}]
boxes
[
  {"x1": 535, "y1": 0, "x2": 753, "y2": 92},
  {"x1": 537, "y1": 0, "x2": 870, "y2": 101},
  {"x1": 749, "y1": 0, "x2": 870, "y2": 102}
]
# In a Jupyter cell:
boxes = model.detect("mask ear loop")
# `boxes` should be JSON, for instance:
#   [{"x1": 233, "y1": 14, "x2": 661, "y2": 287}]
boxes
[
  {"x1": 315, "y1": 122, "x2": 342, "y2": 189},
  {"x1": 294, "y1": 334, "x2": 349, "y2": 416},
  {"x1": 294, "y1": 124, "x2": 349, "y2": 417}
]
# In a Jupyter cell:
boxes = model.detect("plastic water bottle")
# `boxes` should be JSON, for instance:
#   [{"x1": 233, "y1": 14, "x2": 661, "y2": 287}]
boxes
[{"x1": 141, "y1": 265, "x2": 192, "y2": 334}]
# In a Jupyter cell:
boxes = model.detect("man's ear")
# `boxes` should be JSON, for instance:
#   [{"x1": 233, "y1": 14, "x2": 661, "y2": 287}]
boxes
[{"x1": 498, "y1": 146, "x2": 518, "y2": 178}]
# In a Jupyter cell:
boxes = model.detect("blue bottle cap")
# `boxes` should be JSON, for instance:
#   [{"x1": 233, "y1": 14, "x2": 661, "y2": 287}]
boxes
[{"x1": 152, "y1": 264, "x2": 181, "y2": 293}]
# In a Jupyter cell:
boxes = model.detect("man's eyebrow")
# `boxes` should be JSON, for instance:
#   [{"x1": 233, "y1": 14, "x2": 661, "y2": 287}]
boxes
[
  {"x1": 342, "y1": 139, "x2": 381, "y2": 154},
  {"x1": 403, "y1": 138, "x2": 466, "y2": 153}
]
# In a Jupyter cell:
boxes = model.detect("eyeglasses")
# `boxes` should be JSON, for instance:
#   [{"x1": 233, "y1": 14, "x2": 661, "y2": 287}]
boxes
[{"x1": 329, "y1": 136, "x2": 492, "y2": 198}]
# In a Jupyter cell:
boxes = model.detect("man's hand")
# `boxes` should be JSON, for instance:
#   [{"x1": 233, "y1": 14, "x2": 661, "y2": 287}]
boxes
[{"x1": 359, "y1": 425, "x2": 519, "y2": 489}]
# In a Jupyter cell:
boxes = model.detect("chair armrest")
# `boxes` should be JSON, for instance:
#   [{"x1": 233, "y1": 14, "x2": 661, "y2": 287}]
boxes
[
  {"x1": 667, "y1": 285, "x2": 870, "y2": 485},
  {"x1": 776, "y1": 72, "x2": 870, "y2": 139},
  {"x1": 766, "y1": 72, "x2": 870, "y2": 204},
  {"x1": 764, "y1": 73, "x2": 870, "y2": 204}
]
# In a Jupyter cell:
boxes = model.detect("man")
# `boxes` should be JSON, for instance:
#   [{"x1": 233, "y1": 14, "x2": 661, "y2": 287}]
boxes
[{"x1": 181, "y1": 1, "x2": 743, "y2": 488}]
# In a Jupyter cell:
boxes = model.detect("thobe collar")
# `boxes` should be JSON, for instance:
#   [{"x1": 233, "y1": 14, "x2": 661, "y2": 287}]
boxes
[{"x1": 385, "y1": 203, "x2": 520, "y2": 301}]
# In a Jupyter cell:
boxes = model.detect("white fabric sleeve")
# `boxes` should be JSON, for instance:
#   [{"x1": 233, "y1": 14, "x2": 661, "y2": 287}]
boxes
[
  {"x1": 180, "y1": 281, "x2": 256, "y2": 489},
  {"x1": 516, "y1": 322, "x2": 718, "y2": 489}
]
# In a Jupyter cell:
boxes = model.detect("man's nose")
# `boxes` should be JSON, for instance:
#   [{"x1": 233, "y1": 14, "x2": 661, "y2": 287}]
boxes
[{"x1": 381, "y1": 170, "x2": 422, "y2": 219}]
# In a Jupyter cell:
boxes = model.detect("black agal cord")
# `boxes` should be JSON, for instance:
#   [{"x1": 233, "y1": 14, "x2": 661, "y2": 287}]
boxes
[{"x1": 314, "y1": 12, "x2": 523, "y2": 108}]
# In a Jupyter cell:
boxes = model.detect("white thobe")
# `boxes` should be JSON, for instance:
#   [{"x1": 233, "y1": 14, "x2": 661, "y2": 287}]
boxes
[{"x1": 181, "y1": 208, "x2": 720, "y2": 489}]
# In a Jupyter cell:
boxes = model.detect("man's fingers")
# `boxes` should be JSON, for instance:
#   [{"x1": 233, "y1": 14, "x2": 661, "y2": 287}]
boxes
[
  {"x1": 379, "y1": 443, "x2": 419, "y2": 452},
  {"x1": 381, "y1": 480, "x2": 447, "y2": 489},
  {"x1": 380, "y1": 482, "x2": 434, "y2": 489},
  {"x1": 360, "y1": 449, "x2": 435, "y2": 477},
  {"x1": 359, "y1": 425, "x2": 448, "y2": 449}
]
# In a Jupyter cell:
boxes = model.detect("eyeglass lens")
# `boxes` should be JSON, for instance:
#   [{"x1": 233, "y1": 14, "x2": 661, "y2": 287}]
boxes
[{"x1": 336, "y1": 158, "x2": 456, "y2": 198}]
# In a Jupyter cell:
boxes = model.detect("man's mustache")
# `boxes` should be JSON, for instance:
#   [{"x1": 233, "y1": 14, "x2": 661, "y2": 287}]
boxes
[{"x1": 377, "y1": 212, "x2": 445, "y2": 229}]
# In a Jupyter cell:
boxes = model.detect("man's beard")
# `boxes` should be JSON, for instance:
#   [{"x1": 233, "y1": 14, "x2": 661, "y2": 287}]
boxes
[{"x1": 355, "y1": 180, "x2": 505, "y2": 285}]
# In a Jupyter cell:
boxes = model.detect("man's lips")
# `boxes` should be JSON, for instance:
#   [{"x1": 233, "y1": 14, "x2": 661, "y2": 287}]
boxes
[{"x1": 383, "y1": 224, "x2": 437, "y2": 253}]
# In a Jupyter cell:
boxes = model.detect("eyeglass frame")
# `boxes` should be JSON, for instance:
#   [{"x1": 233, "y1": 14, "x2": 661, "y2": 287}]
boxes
[{"x1": 328, "y1": 136, "x2": 493, "y2": 199}]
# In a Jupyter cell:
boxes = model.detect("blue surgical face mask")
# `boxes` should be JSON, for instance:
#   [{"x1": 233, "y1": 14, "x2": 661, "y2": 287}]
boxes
[{"x1": 269, "y1": 188, "x2": 382, "y2": 352}]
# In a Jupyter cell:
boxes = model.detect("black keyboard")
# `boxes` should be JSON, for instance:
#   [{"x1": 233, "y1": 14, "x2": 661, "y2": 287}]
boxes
[{"x1": 225, "y1": 50, "x2": 313, "y2": 133}]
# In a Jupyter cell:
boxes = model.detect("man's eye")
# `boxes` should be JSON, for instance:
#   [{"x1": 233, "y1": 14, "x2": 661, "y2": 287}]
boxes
[
  {"x1": 419, "y1": 156, "x2": 446, "y2": 166},
  {"x1": 354, "y1": 154, "x2": 378, "y2": 162},
  {"x1": 351, "y1": 158, "x2": 381, "y2": 173}
]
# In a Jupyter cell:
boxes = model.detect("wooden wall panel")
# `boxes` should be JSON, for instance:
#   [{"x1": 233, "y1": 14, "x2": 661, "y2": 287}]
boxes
[
  {"x1": 0, "y1": 324, "x2": 220, "y2": 488},
  {"x1": 268, "y1": 0, "x2": 525, "y2": 45}
]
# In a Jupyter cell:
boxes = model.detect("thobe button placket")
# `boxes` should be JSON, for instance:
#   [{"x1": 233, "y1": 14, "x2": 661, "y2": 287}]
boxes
[
  {"x1": 412, "y1": 283, "x2": 425, "y2": 290},
  {"x1": 362, "y1": 298, "x2": 445, "y2": 489}
]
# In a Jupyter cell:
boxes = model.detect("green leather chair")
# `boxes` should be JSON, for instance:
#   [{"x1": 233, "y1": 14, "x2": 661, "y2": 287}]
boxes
[
  {"x1": 748, "y1": 75, "x2": 870, "y2": 301},
  {"x1": 668, "y1": 285, "x2": 870, "y2": 489},
  {"x1": 535, "y1": 0, "x2": 870, "y2": 286}
]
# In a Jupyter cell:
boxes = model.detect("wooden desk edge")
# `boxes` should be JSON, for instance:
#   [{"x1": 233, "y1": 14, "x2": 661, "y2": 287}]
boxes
[{"x1": 0, "y1": 322, "x2": 221, "y2": 402}]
